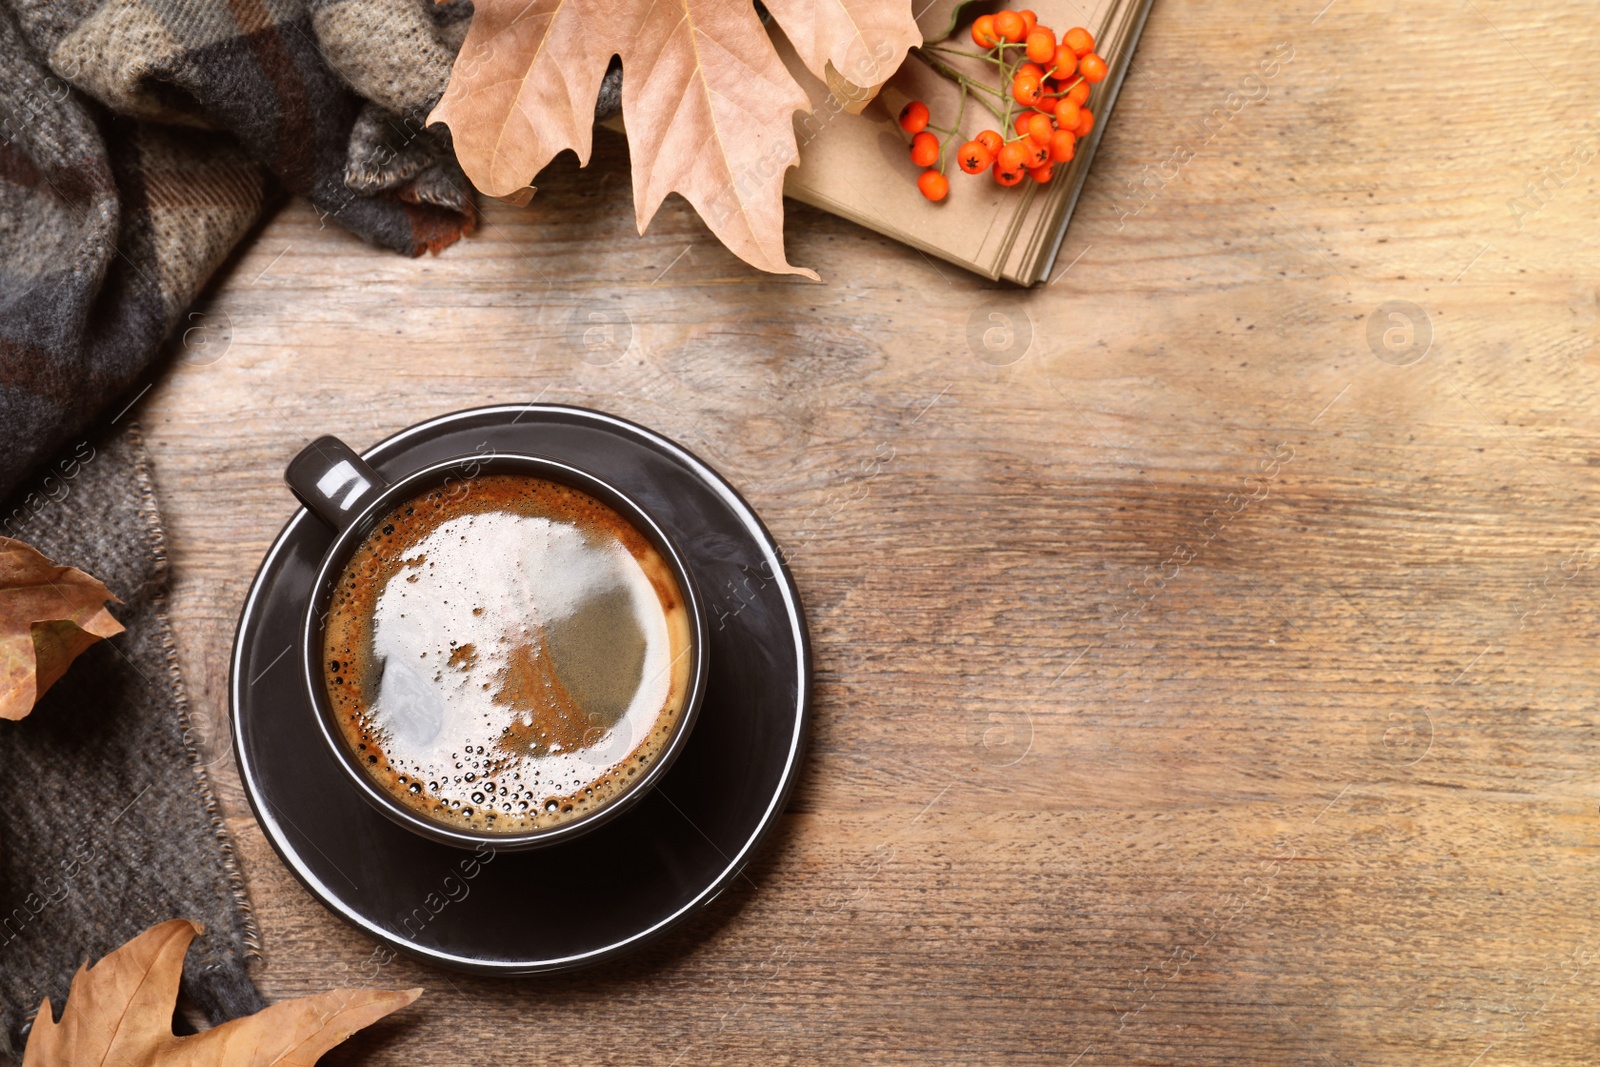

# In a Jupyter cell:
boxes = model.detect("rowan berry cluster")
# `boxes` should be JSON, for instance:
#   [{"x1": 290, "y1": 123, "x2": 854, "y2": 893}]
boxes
[{"x1": 899, "y1": 13, "x2": 1107, "y2": 201}]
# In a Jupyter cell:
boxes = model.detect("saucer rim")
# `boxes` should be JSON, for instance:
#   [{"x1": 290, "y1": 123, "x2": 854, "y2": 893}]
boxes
[{"x1": 230, "y1": 403, "x2": 812, "y2": 974}]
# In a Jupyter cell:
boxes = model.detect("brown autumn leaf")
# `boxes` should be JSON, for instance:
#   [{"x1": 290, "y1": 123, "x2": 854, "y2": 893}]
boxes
[
  {"x1": 429, "y1": 0, "x2": 920, "y2": 278},
  {"x1": 0, "y1": 536, "x2": 124, "y2": 721},
  {"x1": 23, "y1": 920, "x2": 420, "y2": 1066}
]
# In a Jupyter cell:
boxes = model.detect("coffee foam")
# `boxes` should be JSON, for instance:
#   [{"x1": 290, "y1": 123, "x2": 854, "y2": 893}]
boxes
[{"x1": 323, "y1": 475, "x2": 693, "y2": 835}]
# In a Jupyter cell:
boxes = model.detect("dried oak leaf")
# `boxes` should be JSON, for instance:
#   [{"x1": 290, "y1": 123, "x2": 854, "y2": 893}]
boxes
[
  {"x1": 23, "y1": 920, "x2": 420, "y2": 1066},
  {"x1": 429, "y1": 0, "x2": 920, "y2": 278},
  {"x1": 0, "y1": 537, "x2": 123, "y2": 721}
]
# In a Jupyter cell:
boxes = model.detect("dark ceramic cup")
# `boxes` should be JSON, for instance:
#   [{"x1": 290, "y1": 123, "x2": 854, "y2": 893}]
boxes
[{"x1": 284, "y1": 435, "x2": 709, "y2": 851}]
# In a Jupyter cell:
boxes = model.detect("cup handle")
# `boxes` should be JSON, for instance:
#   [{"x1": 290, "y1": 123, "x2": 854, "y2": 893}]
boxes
[{"x1": 285, "y1": 435, "x2": 389, "y2": 532}]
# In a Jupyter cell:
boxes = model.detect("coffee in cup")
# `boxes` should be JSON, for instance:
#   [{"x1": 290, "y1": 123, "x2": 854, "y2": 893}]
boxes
[{"x1": 319, "y1": 473, "x2": 693, "y2": 835}]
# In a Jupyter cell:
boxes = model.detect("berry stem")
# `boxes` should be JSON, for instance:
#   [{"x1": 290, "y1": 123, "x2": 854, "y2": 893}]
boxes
[
  {"x1": 945, "y1": 82, "x2": 968, "y2": 173},
  {"x1": 922, "y1": 44, "x2": 1000, "y2": 64},
  {"x1": 1000, "y1": 62, "x2": 1014, "y2": 134},
  {"x1": 956, "y1": 79, "x2": 1008, "y2": 99},
  {"x1": 911, "y1": 51, "x2": 1010, "y2": 121}
]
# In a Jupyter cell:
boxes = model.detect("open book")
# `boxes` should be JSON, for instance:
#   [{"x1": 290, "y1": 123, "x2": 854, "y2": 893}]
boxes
[{"x1": 779, "y1": 0, "x2": 1155, "y2": 285}]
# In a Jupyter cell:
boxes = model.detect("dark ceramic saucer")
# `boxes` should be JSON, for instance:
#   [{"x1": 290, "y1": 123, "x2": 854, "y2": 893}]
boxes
[{"x1": 230, "y1": 405, "x2": 811, "y2": 973}]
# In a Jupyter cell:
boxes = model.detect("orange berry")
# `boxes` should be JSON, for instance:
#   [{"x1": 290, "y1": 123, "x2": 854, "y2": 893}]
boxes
[
  {"x1": 909, "y1": 131, "x2": 939, "y2": 167},
  {"x1": 971, "y1": 14, "x2": 999, "y2": 47},
  {"x1": 956, "y1": 140, "x2": 994, "y2": 174},
  {"x1": 1013, "y1": 113, "x2": 1032, "y2": 137},
  {"x1": 898, "y1": 100, "x2": 929, "y2": 134},
  {"x1": 1049, "y1": 128, "x2": 1076, "y2": 163},
  {"x1": 1050, "y1": 45, "x2": 1078, "y2": 79},
  {"x1": 994, "y1": 10, "x2": 1026, "y2": 42},
  {"x1": 1024, "y1": 112, "x2": 1054, "y2": 144},
  {"x1": 1022, "y1": 138, "x2": 1050, "y2": 168},
  {"x1": 1054, "y1": 99, "x2": 1080, "y2": 129},
  {"x1": 1028, "y1": 162, "x2": 1054, "y2": 183},
  {"x1": 997, "y1": 140, "x2": 1029, "y2": 172},
  {"x1": 1011, "y1": 73, "x2": 1042, "y2": 107},
  {"x1": 1064, "y1": 26, "x2": 1094, "y2": 57},
  {"x1": 1025, "y1": 29, "x2": 1056, "y2": 64},
  {"x1": 1075, "y1": 107, "x2": 1094, "y2": 136},
  {"x1": 975, "y1": 129, "x2": 1003, "y2": 153},
  {"x1": 1017, "y1": 62, "x2": 1045, "y2": 81},
  {"x1": 1067, "y1": 80, "x2": 1091, "y2": 106},
  {"x1": 917, "y1": 169, "x2": 949, "y2": 201},
  {"x1": 1018, "y1": 9, "x2": 1038, "y2": 34},
  {"x1": 1034, "y1": 94, "x2": 1057, "y2": 116},
  {"x1": 994, "y1": 162, "x2": 1025, "y2": 186},
  {"x1": 1079, "y1": 52, "x2": 1108, "y2": 83}
]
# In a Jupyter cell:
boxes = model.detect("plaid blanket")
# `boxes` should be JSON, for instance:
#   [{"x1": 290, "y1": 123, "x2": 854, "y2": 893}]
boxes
[
  {"x1": 0, "y1": 0, "x2": 488, "y2": 1054},
  {"x1": 0, "y1": 0, "x2": 479, "y2": 501}
]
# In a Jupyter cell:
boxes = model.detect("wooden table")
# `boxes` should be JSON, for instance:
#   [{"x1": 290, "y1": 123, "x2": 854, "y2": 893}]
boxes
[{"x1": 140, "y1": 0, "x2": 1600, "y2": 1062}]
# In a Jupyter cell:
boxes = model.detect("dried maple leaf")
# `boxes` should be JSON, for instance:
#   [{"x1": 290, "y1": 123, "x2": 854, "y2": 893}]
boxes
[
  {"x1": 429, "y1": 0, "x2": 919, "y2": 278},
  {"x1": 23, "y1": 920, "x2": 420, "y2": 1066},
  {"x1": 0, "y1": 537, "x2": 124, "y2": 721}
]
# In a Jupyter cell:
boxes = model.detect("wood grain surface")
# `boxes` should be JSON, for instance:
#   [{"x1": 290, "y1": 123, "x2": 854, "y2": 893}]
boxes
[{"x1": 135, "y1": 0, "x2": 1600, "y2": 1062}]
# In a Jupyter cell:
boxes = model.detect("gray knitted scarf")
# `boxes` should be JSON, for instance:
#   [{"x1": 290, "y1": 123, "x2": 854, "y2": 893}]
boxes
[
  {"x1": 0, "y1": 424, "x2": 260, "y2": 1058},
  {"x1": 0, "y1": 0, "x2": 620, "y2": 1056},
  {"x1": 0, "y1": 0, "x2": 474, "y2": 1047}
]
